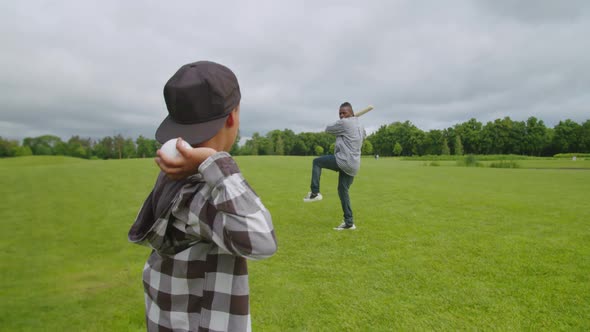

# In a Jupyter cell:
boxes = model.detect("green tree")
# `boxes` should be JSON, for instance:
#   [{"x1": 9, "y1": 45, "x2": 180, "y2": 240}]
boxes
[
  {"x1": 275, "y1": 136, "x2": 284, "y2": 155},
  {"x1": 54, "y1": 141, "x2": 68, "y2": 156},
  {"x1": 297, "y1": 132, "x2": 334, "y2": 156},
  {"x1": 266, "y1": 130, "x2": 285, "y2": 155},
  {"x1": 314, "y1": 145, "x2": 324, "y2": 156},
  {"x1": 422, "y1": 129, "x2": 443, "y2": 155},
  {"x1": 259, "y1": 137, "x2": 273, "y2": 155},
  {"x1": 368, "y1": 121, "x2": 424, "y2": 156},
  {"x1": 281, "y1": 129, "x2": 297, "y2": 155},
  {"x1": 480, "y1": 117, "x2": 519, "y2": 154},
  {"x1": 409, "y1": 128, "x2": 426, "y2": 155},
  {"x1": 441, "y1": 138, "x2": 450, "y2": 155},
  {"x1": 23, "y1": 135, "x2": 63, "y2": 155},
  {"x1": 542, "y1": 128, "x2": 559, "y2": 156},
  {"x1": 454, "y1": 118, "x2": 482, "y2": 154},
  {"x1": 0, "y1": 137, "x2": 19, "y2": 157},
  {"x1": 230, "y1": 131, "x2": 241, "y2": 155},
  {"x1": 67, "y1": 136, "x2": 92, "y2": 158},
  {"x1": 553, "y1": 119, "x2": 581, "y2": 153},
  {"x1": 243, "y1": 132, "x2": 268, "y2": 155},
  {"x1": 367, "y1": 125, "x2": 392, "y2": 156},
  {"x1": 123, "y1": 138, "x2": 136, "y2": 158},
  {"x1": 454, "y1": 135, "x2": 463, "y2": 155},
  {"x1": 524, "y1": 117, "x2": 549, "y2": 156},
  {"x1": 393, "y1": 142, "x2": 403, "y2": 156},
  {"x1": 579, "y1": 120, "x2": 590, "y2": 152},
  {"x1": 361, "y1": 140, "x2": 373, "y2": 155},
  {"x1": 241, "y1": 139, "x2": 257, "y2": 155},
  {"x1": 94, "y1": 136, "x2": 115, "y2": 159},
  {"x1": 510, "y1": 120, "x2": 526, "y2": 154},
  {"x1": 291, "y1": 138, "x2": 308, "y2": 155},
  {"x1": 14, "y1": 145, "x2": 33, "y2": 156},
  {"x1": 136, "y1": 135, "x2": 158, "y2": 158},
  {"x1": 113, "y1": 134, "x2": 126, "y2": 159}
]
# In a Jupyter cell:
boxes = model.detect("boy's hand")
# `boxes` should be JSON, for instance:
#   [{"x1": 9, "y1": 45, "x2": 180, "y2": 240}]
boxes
[{"x1": 155, "y1": 138, "x2": 217, "y2": 180}]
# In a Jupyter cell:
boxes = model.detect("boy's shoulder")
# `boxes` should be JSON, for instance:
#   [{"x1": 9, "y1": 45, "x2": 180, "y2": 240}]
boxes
[
  {"x1": 151, "y1": 152, "x2": 241, "y2": 216},
  {"x1": 198, "y1": 152, "x2": 241, "y2": 183},
  {"x1": 151, "y1": 172, "x2": 206, "y2": 216}
]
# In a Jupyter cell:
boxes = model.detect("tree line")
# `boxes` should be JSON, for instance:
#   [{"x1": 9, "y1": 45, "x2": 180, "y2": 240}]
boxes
[
  {"x1": 1, "y1": 116, "x2": 589, "y2": 159},
  {"x1": 0, "y1": 134, "x2": 161, "y2": 159},
  {"x1": 369, "y1": 117, "x2": 589, "y2": 157}
]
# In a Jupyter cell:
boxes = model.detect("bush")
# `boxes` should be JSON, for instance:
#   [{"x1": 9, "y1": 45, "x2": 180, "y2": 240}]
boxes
[
  {"x1": 554, "y1": 153, "x2": 590, "y2": 159},
  {"x1": 14, "y1": 146, "x2": 33, "y2": 157},
  {"x1": 429, "y1": 161, "x2": 440, "y2": 167},
  {"x1": 314, "y1": 145, "x2": 324, "y2": 156},
  {"x1": 490, "y1": 161, "x2": 520, "y2": 168},
  {"x1": 457, "y1": 154, "x2": 483, "y2": 167},
  {"x1": 402, "y1": 154, "x2": 541, "y2": 161}
]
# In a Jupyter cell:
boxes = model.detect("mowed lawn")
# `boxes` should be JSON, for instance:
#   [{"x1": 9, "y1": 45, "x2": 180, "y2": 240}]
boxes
[{"x1": 1, "y1": 156, "x2": 589, "y2": 331}]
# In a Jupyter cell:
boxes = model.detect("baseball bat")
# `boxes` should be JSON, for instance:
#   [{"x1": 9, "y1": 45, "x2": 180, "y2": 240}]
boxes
[{"x1": 355, "y1": 105, "x2": 374, "y2": 117}]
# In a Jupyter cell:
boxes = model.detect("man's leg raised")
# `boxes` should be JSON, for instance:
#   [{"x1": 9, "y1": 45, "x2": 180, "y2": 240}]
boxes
[
  {"x1": 305, "y1": 155, "x2": 339, "y2": 202},
  {"x1": 311, "y1": 155, "x2": 339, "y2": 193}
]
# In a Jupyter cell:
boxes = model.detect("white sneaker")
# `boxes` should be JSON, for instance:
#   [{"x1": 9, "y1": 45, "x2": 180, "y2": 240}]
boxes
[
  {"x1": 303, "y1": 192, "x2": 323, "y2": 203},
  {"x1": 334, "y1": 222, "x2": 356, "y2": 230}
]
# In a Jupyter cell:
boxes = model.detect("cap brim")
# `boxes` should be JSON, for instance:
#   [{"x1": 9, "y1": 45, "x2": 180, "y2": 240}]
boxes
[{"x1": 155, "y1": 115, "x2": 228, "y2": 145}]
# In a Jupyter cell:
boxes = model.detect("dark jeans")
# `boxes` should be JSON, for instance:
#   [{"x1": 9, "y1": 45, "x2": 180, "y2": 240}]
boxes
[{"x1": 310, "y1": 155, "x2": 355, "y2": 225}]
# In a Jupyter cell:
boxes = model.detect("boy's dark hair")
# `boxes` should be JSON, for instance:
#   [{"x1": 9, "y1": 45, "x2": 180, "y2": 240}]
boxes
[{"x1": 340, "y1": 102, "x2": 354, "y2": 115}]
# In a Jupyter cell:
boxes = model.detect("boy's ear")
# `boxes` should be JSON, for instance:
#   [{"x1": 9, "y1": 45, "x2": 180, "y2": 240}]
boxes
[
  {"x1": 225, "y1": 112, "x2": 235, "y2": 127},
  {"x1": 225, "y1": 108, "x2": 239, "y2": 128}
]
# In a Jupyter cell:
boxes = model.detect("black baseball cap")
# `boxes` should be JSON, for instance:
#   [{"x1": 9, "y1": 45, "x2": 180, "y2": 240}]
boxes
[{"x1": 155, "y1": 61, "x2": 241, "y2": 145}]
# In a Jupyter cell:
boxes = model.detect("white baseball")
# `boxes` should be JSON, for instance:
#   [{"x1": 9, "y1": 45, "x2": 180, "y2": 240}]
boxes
[{"x1": 160, "y1": 138, "x2": 192, "y2": 159}]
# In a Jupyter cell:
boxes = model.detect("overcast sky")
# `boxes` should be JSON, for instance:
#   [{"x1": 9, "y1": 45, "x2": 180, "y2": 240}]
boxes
[{"x1": 2, "y1": 0, "x2": 589, "y2": 142}]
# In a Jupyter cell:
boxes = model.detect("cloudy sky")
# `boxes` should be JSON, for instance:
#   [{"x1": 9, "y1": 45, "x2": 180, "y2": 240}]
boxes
[{"x1": 1, "y1": 0, "x2": 589, "y2": 142}]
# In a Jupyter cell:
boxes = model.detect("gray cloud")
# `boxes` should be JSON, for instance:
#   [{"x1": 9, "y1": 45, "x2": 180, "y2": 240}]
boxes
[
  {"x1": 1, "y1": 0, "x2": 588, "y2": 142},
  {"x1": 477, "y1": 0, "x2": 590, "y2": 22}
]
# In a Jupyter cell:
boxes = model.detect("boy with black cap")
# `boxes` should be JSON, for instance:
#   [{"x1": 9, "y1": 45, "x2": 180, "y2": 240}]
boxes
[{"x1": 128, "y1": 61, "x2": 277, "y2": 332}]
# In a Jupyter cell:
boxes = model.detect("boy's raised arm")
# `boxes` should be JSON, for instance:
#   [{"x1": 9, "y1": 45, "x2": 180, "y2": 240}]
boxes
[
  {"x1": 189, "y1": 152, "x2": 277, "y2": 259},
  {"x1": 155, "y1": 138, "x2": 216, "y2": 180}
]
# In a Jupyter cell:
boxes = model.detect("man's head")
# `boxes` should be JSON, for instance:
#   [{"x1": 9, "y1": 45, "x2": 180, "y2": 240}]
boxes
[
  {"x1": 155, "y1": 61, "x2": 241, "y2": 150},
  {"x1": 339, "y1": 102, "x2": 354, "y2": 119}
]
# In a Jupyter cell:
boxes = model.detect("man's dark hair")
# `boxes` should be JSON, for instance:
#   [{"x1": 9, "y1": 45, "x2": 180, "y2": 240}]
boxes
[{"x1": 340, "y1": 102, "x2": 354, "y2": 115}]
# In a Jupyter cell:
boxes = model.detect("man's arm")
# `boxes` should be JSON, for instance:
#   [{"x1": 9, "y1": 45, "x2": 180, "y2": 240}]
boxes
[
  {"x1": 185, "y1": 152, "x2": 277, "y2": 259},
  {"x1": 325, "y1": 119, "x2": 347, "y2": 135}
]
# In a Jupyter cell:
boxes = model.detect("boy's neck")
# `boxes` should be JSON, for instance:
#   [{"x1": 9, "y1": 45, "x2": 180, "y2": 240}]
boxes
[{"x1": 197, "y1": 135, "x2": 230, "y2": 152}]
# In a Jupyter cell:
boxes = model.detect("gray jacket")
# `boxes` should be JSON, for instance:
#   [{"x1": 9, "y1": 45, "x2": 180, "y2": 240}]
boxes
[{"x1": 325, "y1": 117, "x2": 366, "y2": 176}]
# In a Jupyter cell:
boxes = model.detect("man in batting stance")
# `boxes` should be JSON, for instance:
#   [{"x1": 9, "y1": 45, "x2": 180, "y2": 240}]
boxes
[{"x1": 303, "y1": 102, "x2": 366, "y2": 230}]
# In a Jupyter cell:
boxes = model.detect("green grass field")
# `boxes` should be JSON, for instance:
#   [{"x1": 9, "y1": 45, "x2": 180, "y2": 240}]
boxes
[{"x1": 1, "y1": 156, "x2": 589, "y2": 331}]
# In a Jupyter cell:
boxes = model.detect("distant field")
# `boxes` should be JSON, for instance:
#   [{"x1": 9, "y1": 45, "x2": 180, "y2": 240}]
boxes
[
  {"x1": 516, "y1": 159, "x2": 590, "y2": 169},
  {"x1": 408, "y1": 156, "x2": 590, "y2": 169},
  {"x1": 1, "y1": 156, "x2": 589, "y2": 331}
]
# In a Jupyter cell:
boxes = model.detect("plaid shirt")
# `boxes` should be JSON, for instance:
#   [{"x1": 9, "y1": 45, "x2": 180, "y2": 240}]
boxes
[{"x1": 128, "y1": 152, "x2": 277, "y2": 331}]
